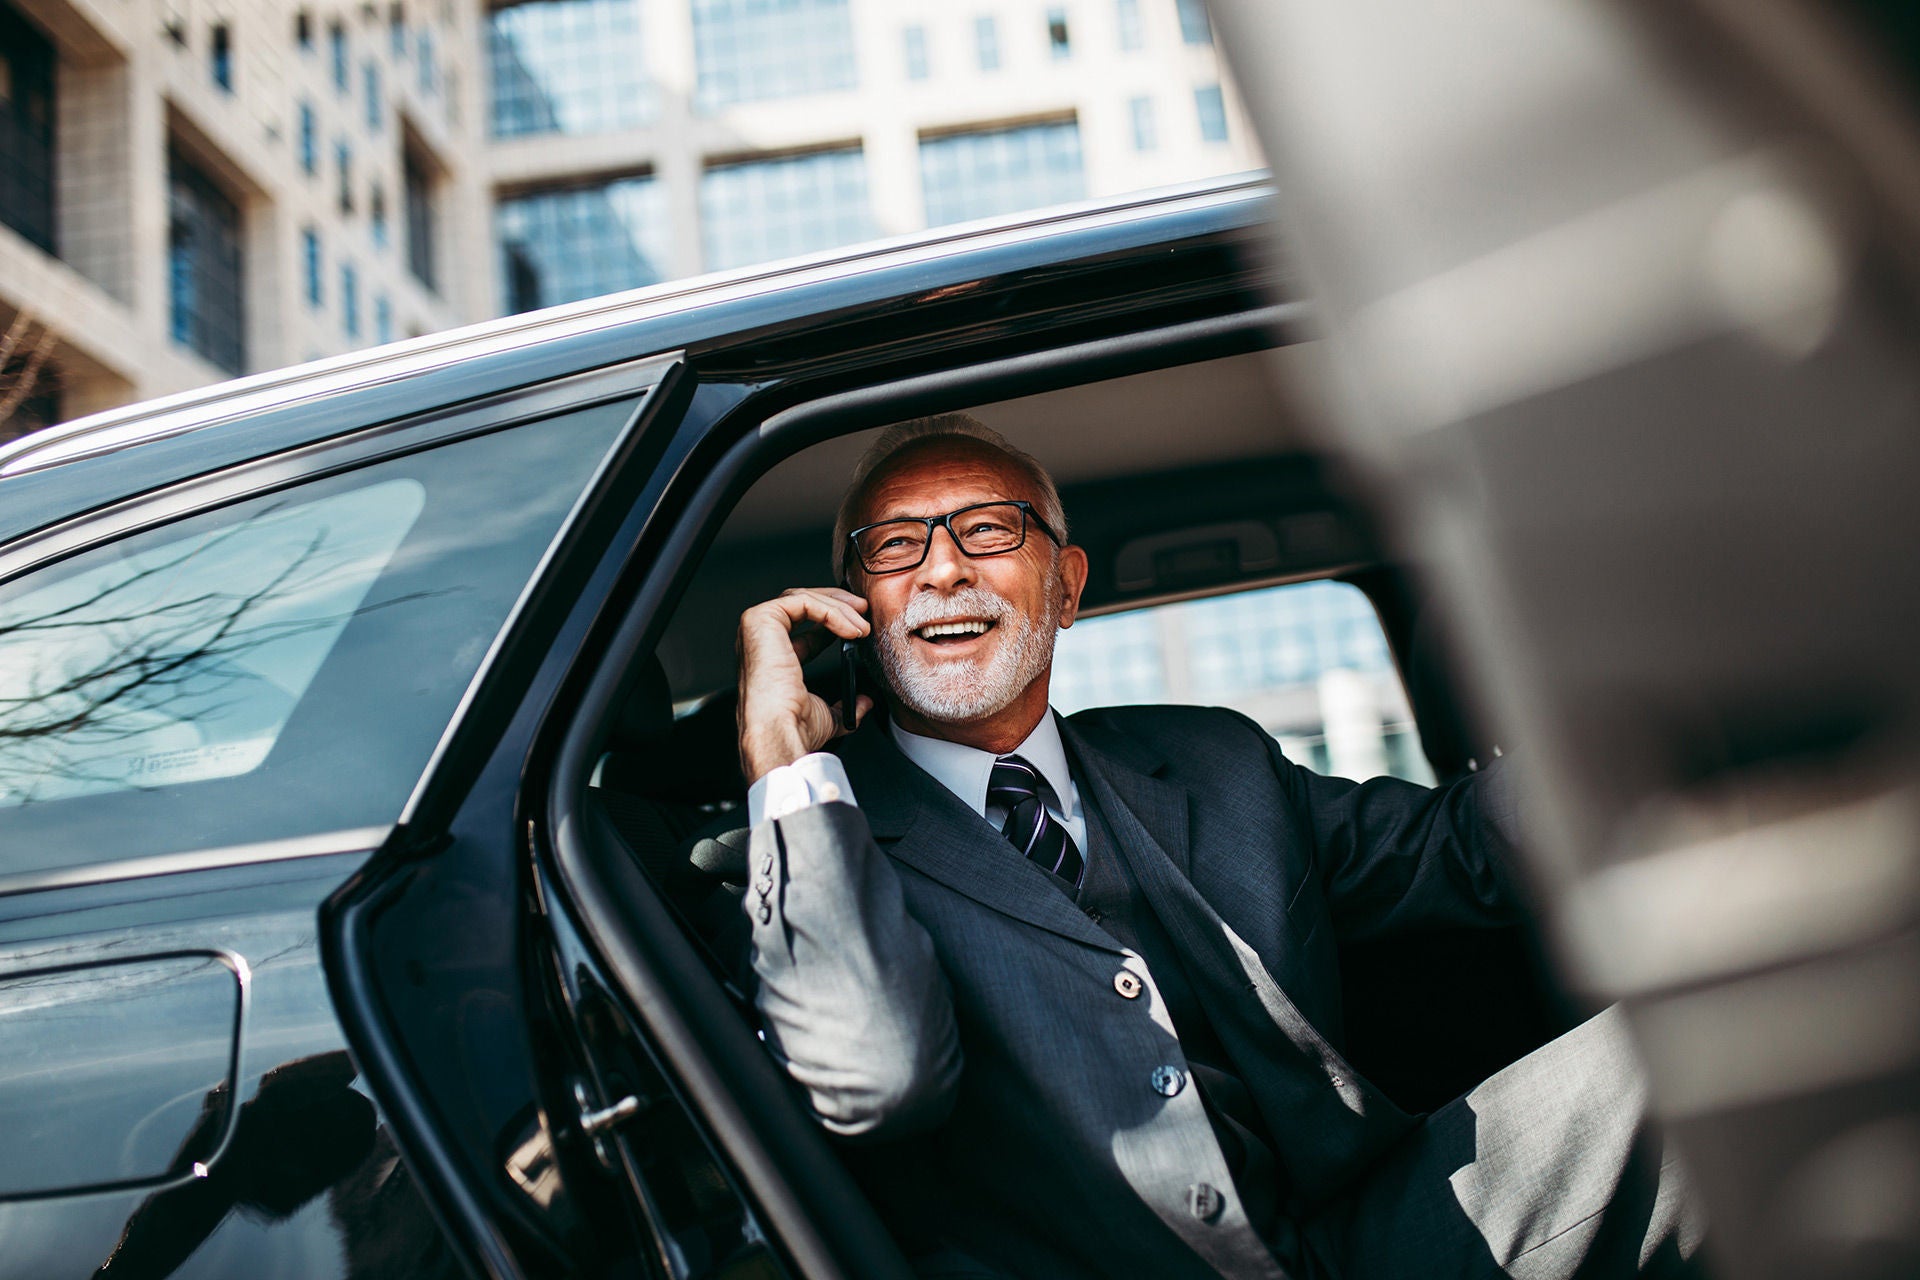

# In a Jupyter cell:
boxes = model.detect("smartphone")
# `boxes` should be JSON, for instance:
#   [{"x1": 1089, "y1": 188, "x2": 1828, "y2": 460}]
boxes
[{"x1": 839, "y1": 639, "x2": 861, "y2": 731}]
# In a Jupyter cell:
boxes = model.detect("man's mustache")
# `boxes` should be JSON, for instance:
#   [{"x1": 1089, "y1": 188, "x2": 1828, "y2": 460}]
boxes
[{"x1": 894, "y1": 587, "x2": 1016, "y2": 633}]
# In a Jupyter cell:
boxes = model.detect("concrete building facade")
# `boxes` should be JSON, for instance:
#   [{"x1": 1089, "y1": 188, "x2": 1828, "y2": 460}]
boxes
[{"x1": 0, "y1": 0, "x2": 1259, "y2": 443}]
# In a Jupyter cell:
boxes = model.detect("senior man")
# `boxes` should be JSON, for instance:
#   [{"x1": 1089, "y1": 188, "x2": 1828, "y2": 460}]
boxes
[{"x1": 734, "y1": 414, "x2": 1701, "y2": 1279}]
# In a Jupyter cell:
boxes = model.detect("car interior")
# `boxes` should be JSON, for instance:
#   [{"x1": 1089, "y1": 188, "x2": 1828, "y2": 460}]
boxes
[{"x1": 554, "y1": 334, "x2": 1585, "y2": 1264}]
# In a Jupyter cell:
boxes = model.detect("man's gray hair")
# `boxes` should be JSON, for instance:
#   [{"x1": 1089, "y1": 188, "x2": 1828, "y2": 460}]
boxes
[{"x1": 831, "y1": 413, "x2": 1069, "y2": 583}]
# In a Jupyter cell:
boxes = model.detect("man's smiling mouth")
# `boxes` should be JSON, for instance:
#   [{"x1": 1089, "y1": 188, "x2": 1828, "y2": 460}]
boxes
[{"x1": 915, "y1": 619, "x2": 996, "y2": 644}]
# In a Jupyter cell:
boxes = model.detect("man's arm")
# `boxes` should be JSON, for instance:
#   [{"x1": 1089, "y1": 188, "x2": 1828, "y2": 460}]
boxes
[
  {"x1": 736, "y1": 589, "x2": 962, "y2": 1141},
  {"x1": 1230, "y1": 709, "x2": 1528, "y2": 941}
]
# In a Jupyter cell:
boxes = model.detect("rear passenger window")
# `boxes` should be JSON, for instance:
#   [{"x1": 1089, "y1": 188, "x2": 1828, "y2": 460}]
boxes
[
  {"x1": 0, "y1": 398, "x2": 635, "y2": 876},
  {"x1": 1052, "y1": 579, "x2": 1433, "y2": 783}
]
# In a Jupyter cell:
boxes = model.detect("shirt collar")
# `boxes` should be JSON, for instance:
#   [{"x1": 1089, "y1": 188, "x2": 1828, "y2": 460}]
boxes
[{"x1": 889, "y1": 710, "x2": 1077, "y2": 821}]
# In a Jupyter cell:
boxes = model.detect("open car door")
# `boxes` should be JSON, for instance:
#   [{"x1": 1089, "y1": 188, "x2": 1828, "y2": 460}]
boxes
[{"x1": 1211, "y1": 3, "x2": 1920, "y2": 1277}]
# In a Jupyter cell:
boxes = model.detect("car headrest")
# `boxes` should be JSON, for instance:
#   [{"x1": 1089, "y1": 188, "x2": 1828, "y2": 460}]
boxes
[{"x1": 609, "y1": 654, "x2": 674, "y2": 756}]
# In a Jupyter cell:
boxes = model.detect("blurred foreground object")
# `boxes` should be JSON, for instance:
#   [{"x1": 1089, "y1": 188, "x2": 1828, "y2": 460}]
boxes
[{"x1": 1210, "y1": 2, "x2": 1920, "y2": 1277}]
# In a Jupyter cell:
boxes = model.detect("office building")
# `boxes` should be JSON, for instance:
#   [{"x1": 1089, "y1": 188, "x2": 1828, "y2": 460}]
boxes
[{"x1": 0, "y1": 0, "x2": 1257, "y2": 442}]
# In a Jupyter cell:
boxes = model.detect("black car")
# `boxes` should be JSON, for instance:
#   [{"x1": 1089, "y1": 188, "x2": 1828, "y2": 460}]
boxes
[{"x1": 0, "y1": 176, "x2": 1568, "y2": 1279}]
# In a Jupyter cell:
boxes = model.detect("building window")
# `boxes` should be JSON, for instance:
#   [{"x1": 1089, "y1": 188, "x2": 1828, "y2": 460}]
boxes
[
  {"x1": 0, "y1": 3, "x2": 57, "y2": 256},
  {"x1": 1175, "y1": 0, "x2": 1211, "y2": 44},
  {"x1": 363, "y1": 61, "x2": 381, "y2": 131},
  {"x1": 210, "y1": 23, "x2": 233, "y2": 92},
  {"x1": 690, "y1": 0, "x2": 857, "y2": 111},
  {"x1": 974, "y1": 15, "x2": 999, "y2": 71},
  {"x1": 488, "y1": 0, "x2": 652, "y2": 138},
  {"x1": 375, "y1": 294, "x2": 393, "y2": 343},
  {"x1": 1128, "y1": 94, "x2": 1155, "y2": 151},
  {"x1": 295, "y1": 9, "x2": 313, "y2": 47},
  {"x1": 701, "y1": 146, "x2": 873, "y2": 272},
  {"x1": 404, "y1": 143, "x2": 438, "y2": 290},
  {"x1": 417, "y1": 28, "x2": 436, "y2": 94},
  {"x1": 371, "y1": 183, "x2": 388, "y2": 249},
  {"x1": 389, "y1": 3, "x2": 406, "y2": 55},
  {"x1": 329, "y1": 22, "x2": 348, "y2": 92},
  {"x1": 1046, "y1": 7, "x2": 1070, "y2": 59},
  {"x1": 1053, "y1": 580, "x2": 1431, "y2": 783},
  {"x1": 1115, "y1": 0, "x2": 1142, "y2": 51},
  {"x1": 335, "y1": 140, "x2": 353, "y2": 213},
  {"x1": 297, "y1": 101, "x2": 317, "y2": 173},
  {"x1": 167, "y1": 147, "x2": 246, "y2": 374},
  {"x1": 302, "y1": 226, "x2": 323, "y2": 306},
  {"x1": 919, "y1": 118, "x2": 1085, "y2": 228},
  {"x1": 341, "y1": 261, "x2": 360, "y2": 339},
  {"x1": 903, "y1": 25, "x2": 928, "y2": 81},
  {"x1": 495, "y1": 173, "x2": 669, "y2": 313},
  {"x1": 1194, "y1": 82, "x2": 1227, "y2": 142}
]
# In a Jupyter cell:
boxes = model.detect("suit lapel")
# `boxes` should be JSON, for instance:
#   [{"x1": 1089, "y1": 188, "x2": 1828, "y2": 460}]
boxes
[
  {"x1": 1060, "y1": 717, "x2": 1193, "y2": 879},
  {"x1": 836, "y1": 720, "x2": 1123, "y2": 956}
]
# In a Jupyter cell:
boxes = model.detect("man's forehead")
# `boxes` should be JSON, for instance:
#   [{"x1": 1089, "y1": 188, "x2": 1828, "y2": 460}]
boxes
[{"x1": 860, "y1": 439, "x2": 1034, "y2": 518}]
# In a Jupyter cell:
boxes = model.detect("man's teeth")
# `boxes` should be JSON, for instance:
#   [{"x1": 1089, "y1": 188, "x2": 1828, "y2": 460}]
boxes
[{"x1": 918, "y1": 620, "x2": 992, "y2": 638}]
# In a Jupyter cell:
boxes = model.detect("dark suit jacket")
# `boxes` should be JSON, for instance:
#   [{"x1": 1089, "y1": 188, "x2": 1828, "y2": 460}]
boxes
[{"x1": 745, "y1": 704, "x2": 1521, "y2": 1279}]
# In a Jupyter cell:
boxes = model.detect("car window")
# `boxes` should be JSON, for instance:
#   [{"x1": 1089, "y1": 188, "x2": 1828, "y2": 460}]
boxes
[
  {"x1": 0, "y1": 398, "x2": 634, "y2": 877},
  {"x1": 0, "y1": 480, "x2": 425, "y2": 805},
  {"x1": 1052, "y1": 579, "x2": 1433, "y2": 783}
]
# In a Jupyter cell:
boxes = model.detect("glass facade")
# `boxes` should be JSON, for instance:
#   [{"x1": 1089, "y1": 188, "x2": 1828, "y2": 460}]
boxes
[
  {"x1": 690, "y1": 0, "x2": 857, "y2": 111},
  {"x1": 974, "y1": 15, "x2": 1000, "y2": 71},
  {"x1": 919, "y1": 119, "x2": 1084, "y2": 228},
  {"x1": 496, "y1": 174, "x2": 669, "y2": 313},
  {"x1": 1175, "y1": 0, "x2": 1212, "y2": 44},
  {"x1": 0, "y1": 1, "x2": 56, "y2": 256},
  {"x1": 1194, "y1": 82, "x2": 1227, "y2": 142},
  {"x1": 488, "y1": 0, "x2": 653, "y2": 139},
  {"x1": 1053, "y1": 580, "x2": 1431, "y2": 783},
  {"x1": 700, "y1": 147, "x2": 872, "y2": 272},
  {"x1": 166, "y1": 148, "x2": 246, "y2": 375}
]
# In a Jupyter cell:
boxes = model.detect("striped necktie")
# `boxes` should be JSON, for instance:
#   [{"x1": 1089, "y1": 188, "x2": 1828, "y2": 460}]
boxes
[{"x1": 987, "y1": 754, "x2": 1084, "y2": 888}]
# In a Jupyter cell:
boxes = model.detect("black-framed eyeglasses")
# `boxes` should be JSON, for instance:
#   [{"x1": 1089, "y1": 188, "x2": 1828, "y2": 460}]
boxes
[{"x1": 848, "y1": 500, "x2": 1063, "y2": 575}]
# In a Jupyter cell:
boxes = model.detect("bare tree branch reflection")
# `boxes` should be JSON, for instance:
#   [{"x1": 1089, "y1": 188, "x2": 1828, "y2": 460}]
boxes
[{"x1": 0, "y1": 506, "x2": 442, "y2": 804}]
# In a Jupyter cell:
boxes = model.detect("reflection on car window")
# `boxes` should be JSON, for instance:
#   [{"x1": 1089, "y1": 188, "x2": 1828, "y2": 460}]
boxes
[
  {"x1": 0, "y1": 396, "x2": 635, "y2": 875},
  {"x1": 0, "y1": 481, "x2": 424, "y2": 806},
  {"x1": 1052, "y1": 579, "x2": 1433, "y2": 783}
]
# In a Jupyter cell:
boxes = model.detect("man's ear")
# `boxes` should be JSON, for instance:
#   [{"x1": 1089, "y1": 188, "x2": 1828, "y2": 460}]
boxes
[{"x1": 1056, "y1": 544, "x2": 1090, "y2": 628}]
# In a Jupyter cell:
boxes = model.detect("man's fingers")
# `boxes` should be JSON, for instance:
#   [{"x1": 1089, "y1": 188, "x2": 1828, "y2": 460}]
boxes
[{"x1": 827, "y1": 694, "x2": 876, "y2": 740}]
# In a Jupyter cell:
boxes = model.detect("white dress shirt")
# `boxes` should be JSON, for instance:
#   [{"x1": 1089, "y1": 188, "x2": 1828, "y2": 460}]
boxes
[{"x1": 747, "y1": 710, "x2": 1085, "y2": 852}]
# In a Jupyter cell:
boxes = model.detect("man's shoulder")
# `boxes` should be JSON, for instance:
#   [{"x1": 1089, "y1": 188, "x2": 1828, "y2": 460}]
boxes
[{"x1": 1062, "y1": 703, "x2": 1270, "y2": 760}]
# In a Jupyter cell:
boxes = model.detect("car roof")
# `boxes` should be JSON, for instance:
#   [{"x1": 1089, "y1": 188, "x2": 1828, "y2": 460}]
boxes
[{"x1": 0, "y1": 174, "x2": 1277, "y2": 549}]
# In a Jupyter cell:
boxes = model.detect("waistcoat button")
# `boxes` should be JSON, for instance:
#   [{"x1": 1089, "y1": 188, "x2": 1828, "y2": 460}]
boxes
[
  {"x1": 1150, "y1": 1065, "x2": 1186, "y2": 1097},
  {"x1": 1113, "y1": 972, "x2": 1142, "y2": 999},
  {"x1": 1187, "y1": 1182, "x2": 1224, "y2": 1221}
]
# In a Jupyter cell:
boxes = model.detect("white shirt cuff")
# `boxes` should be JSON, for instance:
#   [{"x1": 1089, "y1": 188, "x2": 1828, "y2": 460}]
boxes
[{"x1": 747, "y1": 752, "x2": 858, "y2": 826}]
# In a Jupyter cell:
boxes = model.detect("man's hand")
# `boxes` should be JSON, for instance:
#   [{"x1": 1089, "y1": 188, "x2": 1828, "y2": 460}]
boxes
[{"x1": 737, "y1": 587, "x2": 875, "y2": 784}]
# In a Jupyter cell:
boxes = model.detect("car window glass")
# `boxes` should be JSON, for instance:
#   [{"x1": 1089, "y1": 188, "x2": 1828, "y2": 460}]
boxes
[
  {"x1": 1052, "y1": 579, "x2": 1434, "y2": 783},
  {"x1": 0, "y1": 480, "x2": 424, "y2": 805},
  {"x1": 0, "y1": 397, "x2": 635, "y2": 877}
]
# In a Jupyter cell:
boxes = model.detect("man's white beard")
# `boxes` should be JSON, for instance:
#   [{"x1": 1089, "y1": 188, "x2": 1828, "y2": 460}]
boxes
[{"x1": 874, "y1": 573, "x2": 1060, "y2": 724}]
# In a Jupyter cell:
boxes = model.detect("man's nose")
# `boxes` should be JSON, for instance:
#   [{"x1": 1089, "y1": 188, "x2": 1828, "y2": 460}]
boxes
[{"x1": 916, "y1": 523, "x2": 974, "y2": 590}]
